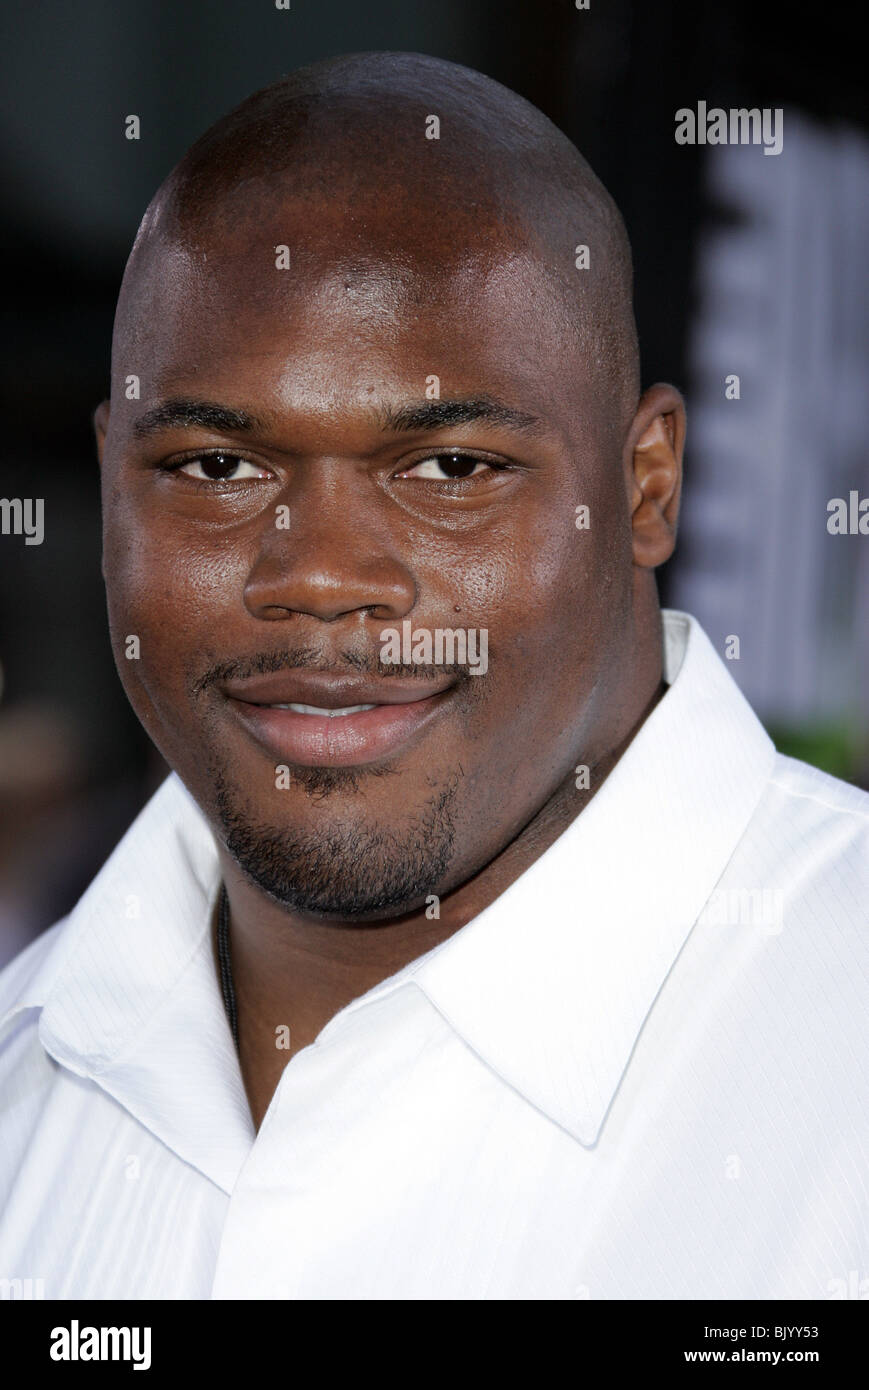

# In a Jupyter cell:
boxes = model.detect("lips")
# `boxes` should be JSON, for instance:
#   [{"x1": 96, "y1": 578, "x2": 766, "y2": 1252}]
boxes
[{"x1": 221, "y1": 670, "x2": 457, "y2": 767}]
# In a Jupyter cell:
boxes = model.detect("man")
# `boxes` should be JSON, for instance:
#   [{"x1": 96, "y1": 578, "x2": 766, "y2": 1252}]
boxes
[{"x1": 0, "y1": 52, "x2": 865, "y2": 1301}]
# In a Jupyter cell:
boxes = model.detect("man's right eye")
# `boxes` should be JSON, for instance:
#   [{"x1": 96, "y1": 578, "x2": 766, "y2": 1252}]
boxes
[{"x1": 171, "y1": 453, "x2": 272, "y2": 482}]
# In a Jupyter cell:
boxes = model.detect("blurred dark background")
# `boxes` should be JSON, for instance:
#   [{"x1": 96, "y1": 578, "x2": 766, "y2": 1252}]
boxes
[{"x1": 1, "y1": 0, "x2": 867, "y2": 960}]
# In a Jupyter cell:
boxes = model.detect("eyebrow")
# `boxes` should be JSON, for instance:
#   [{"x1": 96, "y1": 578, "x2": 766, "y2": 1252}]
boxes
[
  {"x1": 132, "y1": 399, "x2": 261, "y2": 438},
  {"x1": 131, "y1": 393, "x2": 545, "y2": 441},
  {"x1": 380, "y1": 397, "x2": 545, "y2": 435}
]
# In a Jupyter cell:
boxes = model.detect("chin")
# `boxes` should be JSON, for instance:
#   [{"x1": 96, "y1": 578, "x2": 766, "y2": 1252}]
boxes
[{"x1": 210, "y1": 761, "x2": 461, "y2": 920}]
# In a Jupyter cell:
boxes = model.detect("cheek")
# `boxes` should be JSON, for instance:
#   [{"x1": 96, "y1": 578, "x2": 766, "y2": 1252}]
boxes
[
  {"x1": 474, "y1": 497, "x2": 631, "y2": 757},
  {"x1": 102, "y1": 503, "x2": 245, "y2": 701},
  {"x1": 469, "y1": 499, "x2": 623, "y2": 656}
]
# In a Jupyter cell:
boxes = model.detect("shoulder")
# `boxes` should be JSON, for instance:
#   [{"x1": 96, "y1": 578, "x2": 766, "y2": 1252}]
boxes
[
  {"x1": 751, "y1": 752, "x2": 869, "y2": 874},
  {"x1": 713, "y1": 753, "x2": 869, "y2": 1049},
  {"x1": 768, "y1": 751, "x2": 869, "y2": 823},
  {"x1": 710, "y1": 752, "x2": 869, "y2": 1010}
]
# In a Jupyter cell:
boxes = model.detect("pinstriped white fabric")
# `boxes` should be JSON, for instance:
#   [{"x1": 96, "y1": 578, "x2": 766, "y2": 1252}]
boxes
[{"x1": 0, "y1": 611, "x2": 866, "y2": 1299}]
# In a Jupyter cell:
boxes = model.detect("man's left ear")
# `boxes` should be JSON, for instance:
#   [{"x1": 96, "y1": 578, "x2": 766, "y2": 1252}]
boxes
[{"x1": 627, "y1": 383, "x2": 686, "y2": 568}]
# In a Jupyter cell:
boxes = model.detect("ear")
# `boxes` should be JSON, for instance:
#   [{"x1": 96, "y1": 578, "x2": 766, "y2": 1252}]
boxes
[
  {"x1": 626, "y1": 383, "x2": 685, "y2": 568},
  {"x1": 93, "y1": 400, "x2": 111, "y2": 581},
  {"x1": 93, "y1": 399, "x2": 111, "y2": 468}
]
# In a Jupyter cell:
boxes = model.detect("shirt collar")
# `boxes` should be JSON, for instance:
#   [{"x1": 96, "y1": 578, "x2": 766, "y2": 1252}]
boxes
[
  {"x1": 9, "y1": 773, "x2": 253, "y2": 1193},
  {"x1": 3, "y1": 610, "x2": 775, "y2": 1170}
]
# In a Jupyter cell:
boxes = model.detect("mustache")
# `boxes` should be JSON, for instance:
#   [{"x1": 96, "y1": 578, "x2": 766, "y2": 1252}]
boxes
[{"x1": 191, "y1": 644, "x2": 475, "y2": 697}]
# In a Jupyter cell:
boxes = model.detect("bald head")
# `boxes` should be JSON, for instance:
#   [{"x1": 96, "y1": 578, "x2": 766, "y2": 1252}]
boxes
[{"x1": 114, "y1": 51, "x2": 640, "y2": 426}]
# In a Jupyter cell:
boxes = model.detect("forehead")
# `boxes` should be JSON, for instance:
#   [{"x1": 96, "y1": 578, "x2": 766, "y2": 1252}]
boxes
[{"x1": 117, "y1": 201, "x2": 587, "y2": 428}]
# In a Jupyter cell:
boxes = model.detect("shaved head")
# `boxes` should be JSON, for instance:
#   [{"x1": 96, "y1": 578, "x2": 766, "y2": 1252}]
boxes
[{"x1": 114, "y1": 51, "x2": 639, "y2": 430}]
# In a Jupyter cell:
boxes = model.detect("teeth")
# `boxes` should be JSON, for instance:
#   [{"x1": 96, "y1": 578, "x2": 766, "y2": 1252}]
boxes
[{"x1": 270, "y1": 703, "x2": 378, "y2": 717}]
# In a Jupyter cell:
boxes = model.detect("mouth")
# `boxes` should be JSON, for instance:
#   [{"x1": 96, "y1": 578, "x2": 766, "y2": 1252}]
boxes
[
  {"x1": 221, "y1": 672, "x2": 457, "y2": 767},
  {"x1": 269, "y1": 702, "x2": 379, "y2": 717}
]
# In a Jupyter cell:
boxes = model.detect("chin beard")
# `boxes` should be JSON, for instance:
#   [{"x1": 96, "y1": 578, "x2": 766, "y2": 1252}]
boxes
[{"x1": 209, "y1": 761, "x2": 460, "y2": 918}]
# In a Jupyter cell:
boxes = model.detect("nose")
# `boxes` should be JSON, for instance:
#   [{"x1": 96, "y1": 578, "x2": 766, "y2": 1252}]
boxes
[{"x1": 242, "y1": 463, "x2": 416, "y2": 625}]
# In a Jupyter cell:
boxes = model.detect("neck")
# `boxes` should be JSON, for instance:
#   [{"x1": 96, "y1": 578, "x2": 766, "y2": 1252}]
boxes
[{"x1": 214, "y1": 652, "x2": 666, "y2": 1129}]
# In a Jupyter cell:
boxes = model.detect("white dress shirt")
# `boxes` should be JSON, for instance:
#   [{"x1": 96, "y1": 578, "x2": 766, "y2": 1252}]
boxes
[{"x1": 1, "y1": 611, "x2": 866, "y2": 1300}]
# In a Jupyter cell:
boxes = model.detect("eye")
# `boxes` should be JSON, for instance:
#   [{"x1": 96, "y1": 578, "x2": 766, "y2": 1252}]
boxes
[
  {"x1": 174, "y1": 452, "x2": 271, "y2": 482},
  {"x1": 397, "y1": 453, "x2": 500, "y2": 481}
]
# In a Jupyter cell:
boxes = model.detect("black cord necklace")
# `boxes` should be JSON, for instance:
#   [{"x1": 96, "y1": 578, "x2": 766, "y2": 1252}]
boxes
[{"x1": 216, "y1": 883, "x2": 239, "y2": 1050}]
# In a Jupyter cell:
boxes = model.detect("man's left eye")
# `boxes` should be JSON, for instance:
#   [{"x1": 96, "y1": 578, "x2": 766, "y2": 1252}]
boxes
[
  {"x1": 399, "y1": 453, "x2": 494, "y2": 481},
  {"x1": 176, "y1": 453, "x2": 268, "y2": 481}
]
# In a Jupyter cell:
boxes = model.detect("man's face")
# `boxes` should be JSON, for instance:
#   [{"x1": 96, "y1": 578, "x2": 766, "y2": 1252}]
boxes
[{"x1": 98, "y1": 197, "x2": 636, "y2": 917}]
